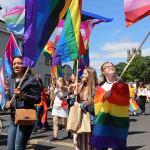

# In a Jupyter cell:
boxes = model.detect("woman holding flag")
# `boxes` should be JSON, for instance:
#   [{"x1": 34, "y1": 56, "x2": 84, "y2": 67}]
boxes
[
  {"x1": 5, "y1": 56, "x2": 41, "y2": 150},
  {"x1": 90, "y1": 62, "x2": 130, "y2": 150}
]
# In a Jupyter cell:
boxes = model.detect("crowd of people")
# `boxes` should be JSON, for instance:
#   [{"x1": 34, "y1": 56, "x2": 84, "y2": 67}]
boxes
[{"x1": 3, "y1": 56, "x2": 150, "y2": 150}]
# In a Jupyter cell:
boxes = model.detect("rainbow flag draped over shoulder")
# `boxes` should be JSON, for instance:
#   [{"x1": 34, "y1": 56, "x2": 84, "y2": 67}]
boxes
[
  {"x1": 90, "y1": 83, "x2": 130, "y2": 149},
  {"x1": 4, "y1": 33, "x2": 22, "y2": 78},
  {"x1": 52, "y1": 0, "x2": 83, "y2": 65},
  {"x1": 124, "y1": 0, "x2": 150, "y2": 27},
  {"x1": 3, "y1": 6, "x2": 25, "y2": 35},
  {"x1": 0, "y1": 58, "x2": 6, "y2": 110},
  {"x1": 23, "y1": 0, "x2": 72, "y2": 67}
]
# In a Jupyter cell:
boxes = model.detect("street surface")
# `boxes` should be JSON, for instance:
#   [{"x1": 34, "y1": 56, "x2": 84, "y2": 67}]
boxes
[{"x1": 0, "y1": 103, "x2": 150, "y2": 150}]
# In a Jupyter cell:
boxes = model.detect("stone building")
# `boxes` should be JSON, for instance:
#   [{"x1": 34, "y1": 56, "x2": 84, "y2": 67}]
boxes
[{"x1": 127, "y1": 48, "x2": 142, "y2": 61}]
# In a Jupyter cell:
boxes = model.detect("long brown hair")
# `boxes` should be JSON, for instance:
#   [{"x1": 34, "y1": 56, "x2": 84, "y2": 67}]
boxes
[{"x1": 79, "y1": 67, "x2": 97, "y2": 104}]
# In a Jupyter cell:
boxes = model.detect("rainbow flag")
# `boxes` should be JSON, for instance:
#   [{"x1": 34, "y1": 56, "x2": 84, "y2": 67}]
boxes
[
  {"x1": 4, "y1": 33, "x2": 22, "y2": 78},
  {"x1": 42, "y1": 39, "x2": 54, "y2": 58},
  {"x1": 23, "y1": 0, "x2": 72, "y2": 67},
  {"x1": 90, "y1": 83, "x2": 130, "y2": 149},
  {"x1": 0, "y1": 58, "x2": 6, "y2": 110},
  {"x1": 3, "y1": 6, "x2": 25, "y2": 35},
  {"x1": 124, "y1": 0, "x2": 150, "y2": 27},
  {"x1": 52, "y1": 0, "x2": 83, "y2": 65},
  {"x1": 129, "y1": 98, "x2": 139, "y2": 112},
  {"x1": 51, "y1": 65, "x2": 64, "y2": 80}
]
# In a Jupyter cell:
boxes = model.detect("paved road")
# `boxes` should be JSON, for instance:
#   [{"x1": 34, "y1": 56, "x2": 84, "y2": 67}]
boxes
[{"x1": 1, "y1": 103, "x2": 150, "y2": 150}]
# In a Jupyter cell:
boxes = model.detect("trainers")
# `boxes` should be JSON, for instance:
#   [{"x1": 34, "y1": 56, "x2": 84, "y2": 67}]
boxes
[
  {"x1": 133, "y1": 112, "x2": 136, "y2": 115},
  {"x1": 142, "y1": 112, "x2": 145, "y2": 115},
  {"x1": 50, "y1": 137, "x2": 58, "y2": 141}
]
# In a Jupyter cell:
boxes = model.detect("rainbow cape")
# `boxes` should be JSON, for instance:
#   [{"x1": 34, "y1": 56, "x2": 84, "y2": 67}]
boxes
[
  {"x1": 90, "y1": 83, "x2": 130, "y2": 149},
  {"x1": 129, "y1": 98, "x2": 139, "y2": 112},
  {"x1": 3, "y1": 6, "x2": 25, "y2": 35}
]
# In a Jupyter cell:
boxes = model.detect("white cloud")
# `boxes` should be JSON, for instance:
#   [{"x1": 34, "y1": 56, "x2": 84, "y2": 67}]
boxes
[{"x1": 102, "y1": 41, "x2": 139, "y2": 51}]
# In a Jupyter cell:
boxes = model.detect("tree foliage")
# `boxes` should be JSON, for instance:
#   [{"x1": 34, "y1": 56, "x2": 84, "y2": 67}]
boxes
[{"x1": 116, "y1": 56, "x2": 150, "y2": 84}]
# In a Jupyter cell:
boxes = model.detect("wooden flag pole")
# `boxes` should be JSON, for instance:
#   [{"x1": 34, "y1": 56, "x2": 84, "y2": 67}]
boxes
[
  {"x1": 10, "y1": 67, "x2": 30, "y2": 104},
  {"x1": 119, "y1": 31, "x2": 150, "y2": 78},
  {"x1": 75, "y1": 59, "x2": 79, "y2": 102}
]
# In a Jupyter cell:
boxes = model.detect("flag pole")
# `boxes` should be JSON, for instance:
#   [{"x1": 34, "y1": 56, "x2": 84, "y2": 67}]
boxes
[
  {"x1": 119, "y1": 31, "x2": 150, "y2": 78},
  {"x1": 75, "y1": 59, "x2": 79, "y2": 102},
  {"x1": 10, "y1": 67, "x2": 30, "y2": 104}
]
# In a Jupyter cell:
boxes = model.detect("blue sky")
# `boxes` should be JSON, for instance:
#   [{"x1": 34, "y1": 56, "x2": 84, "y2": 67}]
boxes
[{"x1": 0, "y1": 0, "x2": 150, "y2": 76}]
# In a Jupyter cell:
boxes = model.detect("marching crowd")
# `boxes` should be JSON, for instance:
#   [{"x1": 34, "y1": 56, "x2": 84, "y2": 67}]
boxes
[{"x1": 3, "y1": 56, "x2": 150, "y2": 150}]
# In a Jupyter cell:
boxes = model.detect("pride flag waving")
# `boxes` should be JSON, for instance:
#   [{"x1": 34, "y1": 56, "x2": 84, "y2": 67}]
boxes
[
  {"x1": 124, "y1": 0, "x2": 150, "y2": 27},
  {"x1": 4, "y1": 33, "x2": 22, "y2": 78},
  {"x1": 3, "y1": 6, "x2": 25, "y2": 35}
]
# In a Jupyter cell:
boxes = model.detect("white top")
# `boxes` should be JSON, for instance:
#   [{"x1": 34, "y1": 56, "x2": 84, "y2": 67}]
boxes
[
  {"x1": 137, "y1": 87, "x2": 148, "y2": 96},
  {"x1": 101, "y1": 82, "x2": 114, "y2": 91}
]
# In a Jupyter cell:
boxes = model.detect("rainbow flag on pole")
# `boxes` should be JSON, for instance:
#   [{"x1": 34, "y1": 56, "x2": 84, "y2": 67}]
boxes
[
  {"x1": 52, "y1": 0, "x2": 83, "y2": 65},
  {"x1": 124, "y1": 0, "x2": 150, "y2": 27},
  {"x1": 4, "y1": 33, "x2": 22, "y2": 78},
  {"x1": 3, "y1": 6, "x2": 25, "y2": 35},
  {"x1": 0, "y1": 58, "x2": 6, "y2": 110},
  {"x1": 90, "y1": 83, "x2": 130, "y2": 149}
]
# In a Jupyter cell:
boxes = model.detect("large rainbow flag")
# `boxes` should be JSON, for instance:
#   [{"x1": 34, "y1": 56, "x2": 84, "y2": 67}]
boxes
[
  {"x1": 90, "y1": 83, "x2": 130, "y2": 149},
  {"x1": 124, "y1": 0, "x2": 150, "y2": 27},
  {"x1": 0, "y1": 58, "x2": 6, "y2": 110},
  {"x1": 3, "y1": 6, "x2": 25, "y2": 35},
  {"x1": 23, "y1": 0, "x2": 72, "y2": 67},
  {"x1": 4, "y1": 33, "x2": 22, "y2": 78},
  {"x1": 52, "y1": 0, "x2": 84, "y2": 66}
]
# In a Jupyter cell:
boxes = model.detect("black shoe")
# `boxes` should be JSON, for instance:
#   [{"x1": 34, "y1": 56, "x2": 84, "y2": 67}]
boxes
[
  {"x1": 68, "y1": 132, "x2": 73, "y2": 139},
  {"x1": 50, "y1": 137, "x2": 58, "y2": 141}
]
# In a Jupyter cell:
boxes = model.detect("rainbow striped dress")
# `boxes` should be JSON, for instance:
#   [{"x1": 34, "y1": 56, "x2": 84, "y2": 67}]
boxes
[{"x1": 89, "y1": 82, "x2": 130, "y2": 149}]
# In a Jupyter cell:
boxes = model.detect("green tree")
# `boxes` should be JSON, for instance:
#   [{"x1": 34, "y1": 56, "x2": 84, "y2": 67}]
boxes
[{"x1": 116, "y1": 56, "x2": 150, "y2": 84}]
